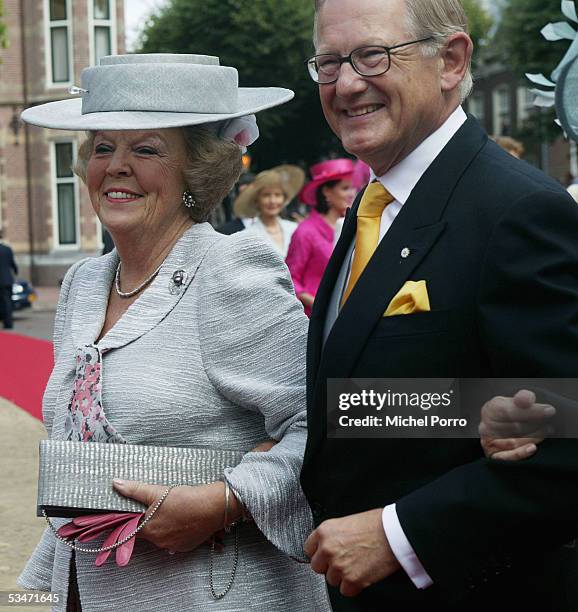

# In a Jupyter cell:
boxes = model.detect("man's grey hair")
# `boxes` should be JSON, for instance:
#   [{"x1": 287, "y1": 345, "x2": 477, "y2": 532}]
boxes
[{"x1": 314, "y1": 0, "x2": 473, "y2": 102}]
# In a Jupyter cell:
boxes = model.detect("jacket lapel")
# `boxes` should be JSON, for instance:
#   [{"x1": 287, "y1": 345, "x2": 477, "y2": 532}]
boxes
[
  {"x1": 314, "y1": 116, "x2": 487, "y2": 381},
  {"x1": 69, "y1": 252, "x2": 117, "y2": 348},
  {"x1": 307, "y1": 193, "x2": 361, "y2": 397},
  {"x1": 70, "y1": 223, "x2": 221, "y2": 352}
]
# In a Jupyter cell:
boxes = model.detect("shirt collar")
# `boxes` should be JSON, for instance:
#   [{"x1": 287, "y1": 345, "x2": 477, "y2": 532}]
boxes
[{"x1": 372, "y1": 106, "x2": 467, "y2": 205}]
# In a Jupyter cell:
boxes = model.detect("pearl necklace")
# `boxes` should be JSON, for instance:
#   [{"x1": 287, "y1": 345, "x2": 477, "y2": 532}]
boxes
[{"x1": 115, "y1": 261, "x2": 163, "y2": 298}]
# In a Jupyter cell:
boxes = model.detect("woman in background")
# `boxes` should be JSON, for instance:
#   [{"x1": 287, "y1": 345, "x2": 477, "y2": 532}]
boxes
[
  {"x1": 286, "y1": 159, "x2": 356, "y2": 316},
  {"x1": 233, "y1": 165, "x2": 304, "y2": 257}
]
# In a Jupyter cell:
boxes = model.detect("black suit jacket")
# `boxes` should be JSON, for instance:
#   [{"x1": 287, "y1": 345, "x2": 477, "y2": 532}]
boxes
[
  {"x1": 301, "y1": 117, "x2": 578, "y2": 610},
  {"x1": 216, "y1": 217, "x2": 246, "y2": 235},
  {"x1": 0, "y1": 242, "x2": 17, "y2": 287}
]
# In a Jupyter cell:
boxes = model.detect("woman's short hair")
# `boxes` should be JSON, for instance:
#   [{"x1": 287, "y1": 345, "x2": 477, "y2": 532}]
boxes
[
  {"x1": 315, "y1": 179, "x2": 339, "y2": 214},
  {"x1": 74, "y1": 126, "x2": 243, "y2": 222},
  {"x1": 493, "y1": 135, "x2": 525, "y2": 159}
]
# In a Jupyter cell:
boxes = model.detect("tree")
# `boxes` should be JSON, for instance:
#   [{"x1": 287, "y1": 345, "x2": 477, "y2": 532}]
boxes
[
  {"x1": 0, "y1": 0, "x2": 8, "y2": 50},
  {"x1": 495, "y1": 0, "x2": 568, "y2": 79},
  {"x1": 137, "y1": 0, "x2": 494, "y2": 170},
  {"x1": 463, "y1": 0, "x2": 493, "y2": 65},
  {"x1": 493, "y1": 0, "x2": 569, "y2": 146},
  {"x1": 138, "y1": 0, "x2": 341, "y2": 170}
]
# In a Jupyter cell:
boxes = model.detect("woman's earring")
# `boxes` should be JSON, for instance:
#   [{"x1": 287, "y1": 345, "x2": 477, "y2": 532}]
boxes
[{"x1": 182, "y1": 190, "x2": 196, "y2": 208}]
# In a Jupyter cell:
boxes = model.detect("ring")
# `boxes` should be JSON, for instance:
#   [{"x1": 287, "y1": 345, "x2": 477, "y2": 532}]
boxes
[{"x1": 168, "y1": 550, "x2": 176, "y2": 555}]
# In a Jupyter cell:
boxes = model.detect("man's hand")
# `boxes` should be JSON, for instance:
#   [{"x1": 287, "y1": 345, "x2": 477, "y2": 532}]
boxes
[
  {"x1": 479, "y1": 390, "x2": 555, "y2": 460},
  {"x1": 304, "y1": 509, "x2": 400, "y2": 597}
]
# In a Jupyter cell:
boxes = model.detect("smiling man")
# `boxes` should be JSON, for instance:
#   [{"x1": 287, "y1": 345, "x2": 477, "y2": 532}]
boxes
[{"x1": 300, "y1": 0, "x2": 578, "y2": 610}]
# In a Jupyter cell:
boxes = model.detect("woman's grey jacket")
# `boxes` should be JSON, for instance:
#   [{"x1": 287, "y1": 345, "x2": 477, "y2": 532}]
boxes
[{"x1": 18, "y1": 223, "x2": 329, "y2": 611}]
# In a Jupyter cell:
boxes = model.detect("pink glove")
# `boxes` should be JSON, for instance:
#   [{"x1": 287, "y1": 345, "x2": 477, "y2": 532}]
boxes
[{"x1": 57, "y1": 512, "x2": 144, "y2": 567}]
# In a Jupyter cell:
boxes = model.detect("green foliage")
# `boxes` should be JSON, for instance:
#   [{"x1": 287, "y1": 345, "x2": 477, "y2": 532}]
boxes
[
  {"x1": 495, "y1": 0, "x2": 569, "y2": 80},
  {"x1": 136, "y1": 0, "x2": 497, "y2": 169},
  {"x1": 492, "y1": 0, "x2": 570, "y2": 148},
  {"x1": 138, "y1": 0, "x2": 341, "y2": 169},
  {"x1": 462, "y1": 0, "x2": 493, "y2": 64},
  {"x1": 0, "y1": 0, "x2": 9, "y2": 50}
]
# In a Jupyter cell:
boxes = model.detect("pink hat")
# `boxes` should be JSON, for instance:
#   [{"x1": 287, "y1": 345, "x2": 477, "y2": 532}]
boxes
[{"x1": 299, "y1": 158, "x2": 355, "y2": 206}]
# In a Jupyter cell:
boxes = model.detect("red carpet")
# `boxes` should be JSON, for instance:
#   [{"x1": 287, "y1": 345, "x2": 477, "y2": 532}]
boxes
[{"x1": 0, "y1": 332, "x2": 53, "y2": 421}]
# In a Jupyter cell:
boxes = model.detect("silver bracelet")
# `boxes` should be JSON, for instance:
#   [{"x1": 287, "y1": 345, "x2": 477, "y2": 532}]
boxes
[{"x1": 223, "y1": 479, "x2": 233, "y2": 533}]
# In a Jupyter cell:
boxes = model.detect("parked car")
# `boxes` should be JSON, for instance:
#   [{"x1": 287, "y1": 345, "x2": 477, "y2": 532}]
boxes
[{"x1": 12, "y1": 279, "x2": 37, "y2": 310}]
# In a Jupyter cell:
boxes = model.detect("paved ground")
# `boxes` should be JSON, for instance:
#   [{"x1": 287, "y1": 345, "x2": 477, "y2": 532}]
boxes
[
  {"x1": 3, "y1": 287, "x2": 59, "y2": 342},
  {"x1": 0, "y1": 399, "x2": 50, "y2": 612},
  {"x1": 1, "y1": 288, "x2": 58, "y2": 610}
]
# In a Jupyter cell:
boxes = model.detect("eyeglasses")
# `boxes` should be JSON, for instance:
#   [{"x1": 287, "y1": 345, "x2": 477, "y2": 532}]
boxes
[{"x1": 305, "y1": 38, "x2": 433, "y2": 84}]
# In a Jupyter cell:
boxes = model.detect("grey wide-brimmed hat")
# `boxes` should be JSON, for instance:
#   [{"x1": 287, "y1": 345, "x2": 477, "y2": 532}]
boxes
[{"x1": 21, "y1": 53, "x2": 294, "y2": 131}]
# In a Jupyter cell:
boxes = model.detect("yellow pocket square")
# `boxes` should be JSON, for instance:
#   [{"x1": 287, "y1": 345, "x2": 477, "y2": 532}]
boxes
[{"x1": 383, "y1": 280, "x2": 431, "y2": 317}]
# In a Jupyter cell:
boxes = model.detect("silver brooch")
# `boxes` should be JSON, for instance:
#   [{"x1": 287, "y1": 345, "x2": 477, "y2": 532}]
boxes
[
  {"x1": 68, "y1": 86, "x2": 88, "y2": 95},
  {"x1": 401, "y1": 247, "x2": 411, "y2": 259},
  {"x1": 169, "y1": 269, "x2": 187, "y2": 295}
]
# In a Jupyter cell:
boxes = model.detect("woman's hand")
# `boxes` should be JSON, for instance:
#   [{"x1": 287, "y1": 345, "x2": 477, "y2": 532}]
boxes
[
  {"x1": 251, "y1": 439, "x2": 277, "y2": 452},
  {"x1": 112, "y1": 480, "x2": 242, "y2": 553},
  {"x1": 479, "y1": 390, "x2": 555, "y2": 460}
]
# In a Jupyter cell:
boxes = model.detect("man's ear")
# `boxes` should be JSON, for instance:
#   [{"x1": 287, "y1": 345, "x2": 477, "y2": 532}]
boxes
[{"x1": 439, "y1": 32, "x2": 473, "y2": 94}]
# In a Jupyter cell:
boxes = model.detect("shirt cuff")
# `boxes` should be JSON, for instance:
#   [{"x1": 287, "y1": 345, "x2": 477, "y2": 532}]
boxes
[{"x1": 382, "y1": 504, "x2": 433, "y2": 589}]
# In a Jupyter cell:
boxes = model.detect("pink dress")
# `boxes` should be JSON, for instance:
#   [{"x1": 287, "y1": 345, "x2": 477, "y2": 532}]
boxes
[{"x1": 286, "y1": 210, "x2": 335, "y2": 317}]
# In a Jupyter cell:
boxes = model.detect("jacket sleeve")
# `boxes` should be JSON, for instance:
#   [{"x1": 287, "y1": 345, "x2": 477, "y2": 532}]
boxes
[
  {"x1": 285, "y1": 225, "x2": 313, "y2": 297},
  {"x1": 395, "y1": 190, "x2": 578, "y2": 603},
  {"x1": 198, "y1": 232, "x2": 314, "y2": 560},
  {"x1": 17, "y1": 258, "x2": 89, "y2": 592}
]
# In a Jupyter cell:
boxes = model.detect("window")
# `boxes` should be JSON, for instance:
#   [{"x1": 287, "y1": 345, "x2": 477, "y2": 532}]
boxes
[
  {"x1": 46, "y1": 0, "x2": 72, "y2": 86},
  {"x1": 90, "y1": 0, "x2": 117, "y2": 66},
  {"x1": 517, "y1": 86, "x2": 535, "y2": 127},
  {"x1": 52, "y1": 142, "x2": 79, "y2": 247},
  {"x1": 469, "y1": 93, "x2": 485, "y2": 126},
  {"x1": 492, "y1": 86, "x2": 511, "y2": 136}
]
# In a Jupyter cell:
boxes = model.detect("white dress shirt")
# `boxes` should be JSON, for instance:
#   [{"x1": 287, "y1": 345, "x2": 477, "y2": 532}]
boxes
[{"x1": 369, "y1": 106, "x2": 468, "y2": 590}]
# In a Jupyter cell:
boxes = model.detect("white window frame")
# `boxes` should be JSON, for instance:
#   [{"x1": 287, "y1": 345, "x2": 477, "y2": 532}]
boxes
[
  {"x1": 88, "y1": 0, "x2": 118, "y2": 67},
  {"x1": 469, "y1": 93, "x2": 485, "y2": 125},
  {"x1": 51, "y1": 140, "x2": 80, "y2": 250},
  {"x1": 44, "y1": 0, "x2": 74, "y2": 88},
  {"x1": 517, "y1": 86, "x2": 534, "y2": 127},
  {"x1": 0, "y1": 127, "x2": 5, "y2": 230},
  {"x1": 492, "y1": 85, "x2": 511, "y2": 135}
]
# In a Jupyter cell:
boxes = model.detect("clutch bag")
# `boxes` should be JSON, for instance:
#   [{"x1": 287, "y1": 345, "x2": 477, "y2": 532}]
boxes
[{"x1": 37, "y1": 439, "x2": 246, "y2": 518}]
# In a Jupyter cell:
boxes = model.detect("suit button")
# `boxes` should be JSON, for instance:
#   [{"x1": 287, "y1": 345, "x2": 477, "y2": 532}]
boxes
[{"x1": 311, "y1": 502, "x2": 324, "y2": 520}]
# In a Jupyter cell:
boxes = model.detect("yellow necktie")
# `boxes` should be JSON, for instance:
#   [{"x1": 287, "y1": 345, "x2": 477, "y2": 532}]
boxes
[{"x1": 341, "y1": 182, "x2": 394, "y2": 305}]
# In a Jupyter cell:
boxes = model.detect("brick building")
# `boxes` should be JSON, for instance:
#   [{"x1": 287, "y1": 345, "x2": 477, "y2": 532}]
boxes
[
  {"x1": 465, "y1": 62, "x2": 578, "y2": 186},
  {"x1": 0, "y1": 0, "x2": 125, "y2": 285}
]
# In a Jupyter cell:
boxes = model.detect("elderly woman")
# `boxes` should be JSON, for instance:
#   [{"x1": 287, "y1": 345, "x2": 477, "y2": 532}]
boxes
[
  {"x1": 286, "y1": 159, "x2": 357, "y2": 316},
  {"x1": 18, "y1": 54, "x2": 329, "y2": 611},
  {"x1": 233, "y1": 165, "x2": 304, "y2": 257}
]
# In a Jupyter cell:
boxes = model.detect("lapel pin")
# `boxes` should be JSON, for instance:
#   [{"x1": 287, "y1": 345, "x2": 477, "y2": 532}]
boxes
[
  {"x1": 169, "y1": 269, "x2": 187, "y2": 295},
  {"x1": 401, "y1": 247, "x2": 411, "y2": 259}
]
